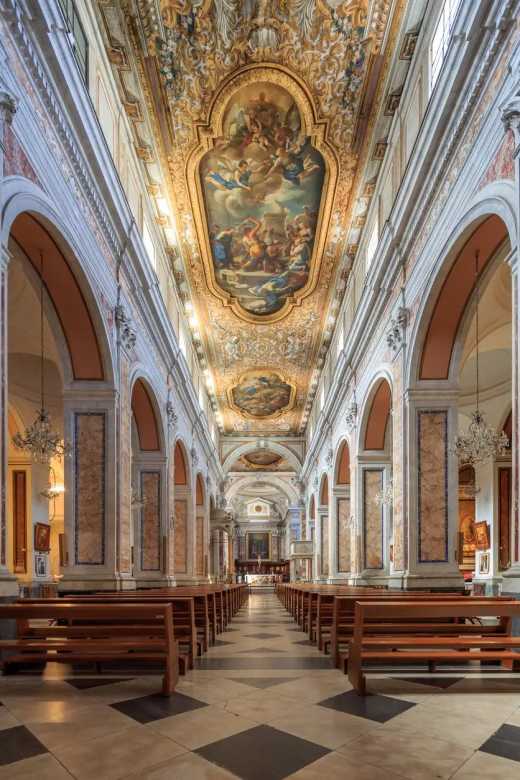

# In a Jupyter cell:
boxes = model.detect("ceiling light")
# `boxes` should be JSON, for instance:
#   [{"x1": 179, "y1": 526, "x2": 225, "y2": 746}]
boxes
[
  {"x1": 451, "y1": 251, "x2": 509, "y2": 466},
  {"x1": 13, "y1": 251, "x2": 72, "y2": 464}
]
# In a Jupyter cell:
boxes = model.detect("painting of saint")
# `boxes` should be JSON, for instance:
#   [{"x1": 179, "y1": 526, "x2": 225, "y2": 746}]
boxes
[
  {"x1": 230, "y1": 371, "x2": 294, "y2": 418},
  {"x1": 200, "y1": 82, "x2": 326, "y2": 316},
  {"x1": 248, "y1": 532, "x2": 270, "y2": 560}
]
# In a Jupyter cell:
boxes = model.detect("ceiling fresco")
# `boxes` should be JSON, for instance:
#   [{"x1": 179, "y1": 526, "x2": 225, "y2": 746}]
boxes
[
  {"x1": 97, "y1": 0, "x2": 404, "y2": 434},
  {"x1": 199, "y1": 81, "x2": 326, "y2": 318},
  {"x1": 229, "y1": 370, "x2": 295, "y2": 419}
]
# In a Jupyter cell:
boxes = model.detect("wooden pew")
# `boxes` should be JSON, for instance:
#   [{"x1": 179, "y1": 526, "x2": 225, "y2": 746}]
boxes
[
  {"x1": 0, "y1": 602, "x2": 179, "y2": 695},
  {"x1": 347, "y1": 600, "x2": 520, "y2": 695}
]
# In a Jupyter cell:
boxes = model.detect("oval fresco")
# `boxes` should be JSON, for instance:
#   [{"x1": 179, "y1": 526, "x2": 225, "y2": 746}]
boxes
[
  {"x1": 229, "y1": 370, "x2": 295, "y2": 419},
  {"x1": 200, "y1": 81, "x2": 326, "y2": 317},
  {"x1": 244, "y1": 450, "x2": 283, "y2": 467}
]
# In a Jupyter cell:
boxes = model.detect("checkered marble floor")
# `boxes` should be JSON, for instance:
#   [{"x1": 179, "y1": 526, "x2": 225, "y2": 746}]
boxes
[{"x1": 1, "y1": 592, "x2": 520, "y2": 779}]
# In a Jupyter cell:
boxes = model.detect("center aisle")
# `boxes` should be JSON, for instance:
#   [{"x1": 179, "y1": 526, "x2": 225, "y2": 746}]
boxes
[{"x1": 1, "y1": 592, "x2": 520, "y2": 779}]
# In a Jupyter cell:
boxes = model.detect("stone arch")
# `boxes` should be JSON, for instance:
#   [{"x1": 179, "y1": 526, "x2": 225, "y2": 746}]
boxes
[
  {"x1": 172, "y1": 438, "x2": 192, "y2": 580},
  {"x1": 130, "y1": 376, "x2": 164, "y2": 453},
  {"x1": 2, "y1": 181, "x2": 116, "y2": 387},
  {"x1": 222, "y1": 440, "x2": 301, "y2": 474},
  {"x1": 334, "y1": 439, "x2": 351, "y2": 486},
  {"x1": 359, "y1": 376, "x2": 393, "y2": 453}
]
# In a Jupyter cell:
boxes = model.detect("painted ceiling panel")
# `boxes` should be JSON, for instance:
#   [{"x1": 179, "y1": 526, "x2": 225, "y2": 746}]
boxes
[{"x1": 97, "y1": 0, "x2": 408, "y2": 435}]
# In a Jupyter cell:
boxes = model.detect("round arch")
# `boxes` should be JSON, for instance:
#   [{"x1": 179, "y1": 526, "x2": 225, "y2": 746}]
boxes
[
  {"x1": 334, "y1": 439, "x2": 351, "y2": 486},
  {"x1": 407, "y1": 186, "x2": 516, "y2": 388},
  {"x1": 2, "y1": 180, "x2": 116, "y2": 387},
  {"x1": 359, "y1": 375, "x2": 393, "y2": 453},
  {"x1": 225, "y1": 474, "x2": 300, "y2": 505},
  {"x1": 319, "y1": 473, "x2": 329, "y2": 507},
  {"x1": 173, "y1": 438, "x2": 191, "y2": 486},
  {"x1": 222, "y1": 440, "x2": 302, "y2": 474},
  {"x1": 130, "y1": 375, "x2": 165, "y2": 453}
]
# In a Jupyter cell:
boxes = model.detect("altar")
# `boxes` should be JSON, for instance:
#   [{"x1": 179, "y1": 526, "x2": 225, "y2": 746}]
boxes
[{"x1": 245, "y1": 574, "x2": 281, "y2": 586}]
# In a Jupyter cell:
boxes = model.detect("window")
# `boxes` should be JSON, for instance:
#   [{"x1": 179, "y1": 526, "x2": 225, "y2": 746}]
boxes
[
  {"x1": 57, "y1": 0, "x2": 88, "y2": 85},
  {"x1": 430, "y1": 0, "x2": 461, "y2": 90},
  {"x1": 142, "y1": 220, "x2": 156, "y2": 271},
  {"x1": 366, "y1": 219, "x2": 379, "y2": 270}
]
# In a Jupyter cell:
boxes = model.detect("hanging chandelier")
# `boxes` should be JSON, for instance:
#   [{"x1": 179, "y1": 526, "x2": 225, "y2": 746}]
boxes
[
  {"x1": 451, "y1": 251, "x2": 509, "y2": 467},
  {"x1": 374, "y1": 478, "x2": 393, "y2": 507},
  {"x1": 12, "y1": 252, "x2": 71, "y2": 464}
]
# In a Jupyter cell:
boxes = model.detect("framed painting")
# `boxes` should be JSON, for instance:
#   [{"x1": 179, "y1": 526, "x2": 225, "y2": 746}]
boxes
[
  {"x1": 474, "y1": 521, "x2": 490, "y2": 551},
  {"x1": 247, "y1": 532, "x2": 270, "y2": 560},
  {"x1": 34, "y1": 522, "x2": 51, "y2": 552}
]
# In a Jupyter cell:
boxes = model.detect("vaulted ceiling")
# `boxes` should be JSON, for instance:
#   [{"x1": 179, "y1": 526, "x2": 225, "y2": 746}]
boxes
[{"x1": 97, "y1": 0, "x2": 416, "y2": 436}]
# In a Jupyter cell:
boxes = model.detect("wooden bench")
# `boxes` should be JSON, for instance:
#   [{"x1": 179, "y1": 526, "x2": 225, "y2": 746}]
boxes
[
  {"x1": 347, "y1": 600, "x2": 520, "y2": 695},
  {"x1": 0, "y1": 602, "x2": 179, "y2": 695}
]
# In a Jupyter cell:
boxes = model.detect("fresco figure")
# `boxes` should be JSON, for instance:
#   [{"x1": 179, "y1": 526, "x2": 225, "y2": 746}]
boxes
[
  {"x1": 200, "y1": 82, "x2": 326, "y2": 316},
  {"x1": 231, "y1": 371, "x2": 293, "y2": 418}
]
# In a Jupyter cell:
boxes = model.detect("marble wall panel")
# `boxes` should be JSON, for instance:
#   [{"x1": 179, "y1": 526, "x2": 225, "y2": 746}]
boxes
[
  {"x1": 418, "y1": 410, "x2": 448, "y2": 562},
  {"x1": 141, "y1": 471, "x2": 161, "y2": 571},
  {"x1": 364, "y1": 470, "x2": 384, "y2": 569},
  {"x1": 74, "y1": 412, "x2": 105, "y2": 565},
  {"x1": 392, "y1": 355, "x2": 405, "y2": 570},
  {"x1": 196, "y1": 513, "x2": 204, "y2": 576},
  {"x1": 174, "y1": 498, "x2": 187, "y2": 573},
  {"x1": 321, "y1": 514, "x2": 329, "y2": 576},
  {"x1": 119, "y1": 355, "x2": 132, "y2": 573},
  {"x1": 337, "y1": 497, "x2": 351, "y2": 572}
]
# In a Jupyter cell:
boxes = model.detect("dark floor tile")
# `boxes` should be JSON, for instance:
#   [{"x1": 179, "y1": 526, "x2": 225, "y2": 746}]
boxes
[
  {"x1": 228, "y1": 677, "x2": 301, "y2": 689},
  {"x1": 246, "y1": 633, "x2": 281, "y2": 640},
  {"x1": 480, "y1": 724, "x2": 520, "y2": 763},
  {"x1": 239, "y1": 647, "x2": 286, "y2": 654},
  {"x1": 196, "y1": 657, "x2": 333, "y2": 670},
  {"x1": 65, "y1": 677, "x2": 133, "y2": 690},
  {"x1": 391, "y1": 676, "x2": 462, "y2": 689},
  {"x1": 0, "y1": 726, "x2": 48, "y2": 766},
  {"x1": 110, "y1": 691, "x2": 208, "y2": 724},
  {"x1": 213, "y1": 639, "x2": 235, "y2": 647},
  {"x1": 318, "y1": 690, "x2": 416, "y2": 723},
  {"x1": 196, "y1": 724, "x2": 329, "y2": 780}
]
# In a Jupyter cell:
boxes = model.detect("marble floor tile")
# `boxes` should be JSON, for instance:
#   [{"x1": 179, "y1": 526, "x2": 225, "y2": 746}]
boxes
[
  {"x1": 0, "y1": 752, "x2": 75, "y2": 779},
  {"x1": 111, "y1": 691, "x2": 208, "y2": 724},
  {"x1": 125, "y1": 751, "x2": 239, "y2": 779},
  {"x1": 53, "y1": 724, "x2": 186, "y2": 780},
  {"x1": 0, "y1": 725, "x2": 48, "y2": 766},
  {"x1": 451, "y1": 750, "x2": 520, "y2": 779},
  {"x1": 285, "y1": 751, "x2": 409, "y2": 780},
  {"x1": 224, "y1": 691, "x2": 302, "y2": 723},
  {"x1": 148, "y1": 704, "x2": 257, "y2": 749},
  {"x1": 268, "y1": 703, "x2": 381, "y2": 749},
  {"x1": 26, "y1": 702, "x2": 135, "y2": 750}
]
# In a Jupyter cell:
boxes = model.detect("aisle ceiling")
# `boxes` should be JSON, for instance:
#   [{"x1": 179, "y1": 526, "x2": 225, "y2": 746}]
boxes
[{"x1": 98, "y1": 0, "x2": 415, "y2": 435}]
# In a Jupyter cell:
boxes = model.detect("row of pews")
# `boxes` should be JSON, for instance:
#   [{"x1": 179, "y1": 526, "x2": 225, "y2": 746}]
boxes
[
  {"x1": 276, "y1": 582, "x2": 520, "y2": 695},
  {"x1": 0, "y1": 584, "x2": 247, "y2": 696}
]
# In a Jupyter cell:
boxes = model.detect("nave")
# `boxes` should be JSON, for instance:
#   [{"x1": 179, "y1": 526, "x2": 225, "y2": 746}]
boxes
[{"x1": 1, "y1": 591, "x2": 520, "y2": 780}]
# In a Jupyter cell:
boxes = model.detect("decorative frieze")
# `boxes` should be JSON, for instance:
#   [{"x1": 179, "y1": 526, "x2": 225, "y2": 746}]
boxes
[{"x1": 166, "y1": 400, "x2": 178, "y2": 429}]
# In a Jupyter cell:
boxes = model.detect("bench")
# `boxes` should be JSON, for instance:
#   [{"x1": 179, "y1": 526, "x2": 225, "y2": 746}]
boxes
[
  {"x1": 0, "y1": 602, "x2": 179, "y2": 695},
  {"x1": 347, "y1": 600, "x2": 520, "y2": 695}
]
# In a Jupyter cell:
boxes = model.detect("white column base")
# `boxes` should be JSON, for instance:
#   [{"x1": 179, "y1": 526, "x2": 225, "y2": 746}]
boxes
[
  {"x1": 0, "y1": 569, "x2": 18, "y2": 598},
  {"x1": 500, "y1": 565, "x2": 520, "y2": 593}
]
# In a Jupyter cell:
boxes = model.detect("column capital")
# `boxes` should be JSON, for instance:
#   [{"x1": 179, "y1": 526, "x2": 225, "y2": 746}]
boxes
[{"x1": 0, "y1": 90, "x2": 17, "y2": 126}]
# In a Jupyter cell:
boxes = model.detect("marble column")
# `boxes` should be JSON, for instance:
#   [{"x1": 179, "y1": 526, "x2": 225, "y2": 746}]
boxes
[
  {"x1": 501, "y1": 91, "x2": 520, "y2": 590},
  {"x1": 0, "y1": 90, "x2": 18, "y2": 596}
]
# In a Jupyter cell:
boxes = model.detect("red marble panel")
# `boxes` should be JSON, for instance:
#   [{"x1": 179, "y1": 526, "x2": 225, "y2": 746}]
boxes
[
  {"x1": 174, "y1": 498, "x2": 187, "y2": 574},
  {"x1": 337, "y1": 497, "x2": 351, "y2": 572},
  {"x1": 141, "y1": 471, "x2": 161, "y2": 571},
  {"x1": 75, "y1": 413, "x2": 105, "y2": 565},
  {"x1": 321, "y1": 514, "x2": 329, "y2": 576},
  {"x1": 418, "y1": 410, "x2": 448, "y2": 562},
  {"x1": 364, "y1": 470, "x2": 383, "y2": 569}
]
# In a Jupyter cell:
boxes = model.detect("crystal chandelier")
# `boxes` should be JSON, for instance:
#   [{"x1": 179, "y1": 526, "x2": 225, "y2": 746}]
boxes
[
  {"x1": 12, "y1": 252, "x2": 71, "y2": 464},
  {"x1": 452, "y1": 251, "x2": 509, "y2": 466},
  {"x1": 374, "y1": 478, "x2": 393, "y2": 507}
]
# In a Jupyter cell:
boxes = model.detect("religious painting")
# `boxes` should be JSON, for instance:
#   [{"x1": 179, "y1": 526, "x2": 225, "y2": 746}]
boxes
[
  {"x1": 474, "y1": 521, "x2": 490, "y2": 551},
  {"x1": 229, "y1": 370, "x2": 295, "y2": 419},
  {"x1": 199, "y1": 81, "x2": 326, "y2": 317},
  {"x1": 247, "y1": 532, "x2": 270, "y2": 560},
  {"x1": 34, "y1": 522, "x2": 51, "y2": 552},
  {"x1": 244, "y1": 450, "x2": 282, "y2": 467}
]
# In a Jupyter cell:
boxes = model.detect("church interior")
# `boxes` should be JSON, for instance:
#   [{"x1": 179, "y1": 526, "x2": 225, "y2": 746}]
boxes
[{"x1": 1, "y1": 0, "x2": 520, "y2": 777}]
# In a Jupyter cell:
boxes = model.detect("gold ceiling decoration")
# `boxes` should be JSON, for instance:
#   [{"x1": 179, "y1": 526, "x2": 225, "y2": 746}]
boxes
[{"x1": 97, "y1": 0, "x2": 401, "y2": 434}]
